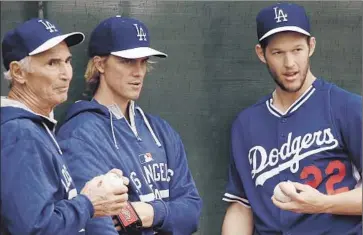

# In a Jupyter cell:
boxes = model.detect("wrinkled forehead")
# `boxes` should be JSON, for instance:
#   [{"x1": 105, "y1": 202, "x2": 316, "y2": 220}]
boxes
[{"x1": 31, "y1": 41, "x2": 71, "y2": 60}]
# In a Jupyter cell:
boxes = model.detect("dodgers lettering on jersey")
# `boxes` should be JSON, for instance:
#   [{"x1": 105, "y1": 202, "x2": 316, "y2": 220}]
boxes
[{"x1": 250, "y1": 127, "x2": 338, "y2": 186}]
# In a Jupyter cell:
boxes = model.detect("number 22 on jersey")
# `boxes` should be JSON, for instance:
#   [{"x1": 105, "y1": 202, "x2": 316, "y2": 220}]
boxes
[{"x1": 300, "y1": 160, "x2": 349, "y2": 195}]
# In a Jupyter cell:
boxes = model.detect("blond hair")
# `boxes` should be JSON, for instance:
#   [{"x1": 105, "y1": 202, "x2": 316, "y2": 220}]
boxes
[
  {"x1": 84, "y1": 56, "x2": 155, "y2": 84},
  {"x1": 84, "y1": 58, "x2": 101, "y2": 84}
]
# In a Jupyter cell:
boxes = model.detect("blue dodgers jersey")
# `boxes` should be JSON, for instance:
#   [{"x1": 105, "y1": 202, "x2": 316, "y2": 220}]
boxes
[
  {"x1": 223, "y1": 79, "x2": 362, "y2": 235},
  {"x1": 57, "y1": 100, "x2": 201, "y2": 235}
]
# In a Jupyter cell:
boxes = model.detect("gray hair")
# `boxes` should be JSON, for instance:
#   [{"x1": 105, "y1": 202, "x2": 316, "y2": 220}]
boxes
[{"x1": 3, "y1": 56, "x2": 32, "y2": 81}]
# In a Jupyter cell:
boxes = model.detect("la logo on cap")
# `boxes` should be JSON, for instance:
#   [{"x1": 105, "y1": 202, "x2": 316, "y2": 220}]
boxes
[
  {"x1": 38, "y1": 19, "x2": 58, "y2": 33},
  {"x1": 273, "y1": 6, "x2": 288, "y2": 23},
  {"x1": 133, "y1": 24, "x2": 147, "y2": 41}
]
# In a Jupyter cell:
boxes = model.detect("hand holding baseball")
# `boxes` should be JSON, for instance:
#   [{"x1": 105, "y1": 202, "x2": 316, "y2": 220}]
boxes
[
  {"x1": 80, "y1": 168, "x2": 130, "y2": 218},
  {"x1": 271, "y1": 181, "x2": 329, "y2": 214},
  {"x1": 273, "y1": 181, "x2": 296, "y2": 203},
  {"x1": 103, "y1": 171, "x2": 125, "y2": 189},
  {"x1": 102, "y1": 169, "x2": 130, "y2": 191}
]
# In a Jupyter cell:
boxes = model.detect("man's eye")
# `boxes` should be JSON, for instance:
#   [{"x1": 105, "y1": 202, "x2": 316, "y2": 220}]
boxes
[
  {"x1": 48, "y1": 60, "x2": 59, "y2": 66},
  {"x1": 120, "y1": 58, "x2": 133, "y2": 64}
]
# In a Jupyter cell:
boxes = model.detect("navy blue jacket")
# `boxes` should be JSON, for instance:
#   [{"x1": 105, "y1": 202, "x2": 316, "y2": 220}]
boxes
[
  {"x1": 1, "y1": 98, "x2": 94, "y2": 235},
  {"x1": 57, "y1": 100, "x2": 202, "y2": 235}
]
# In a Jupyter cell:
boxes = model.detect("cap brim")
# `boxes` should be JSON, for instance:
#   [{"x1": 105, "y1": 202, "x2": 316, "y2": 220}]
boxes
[
  {"x1": 29, "y1": 32, "x2": 85, "y2": 55},
  {"x1": 111, "y1": 47, "x2": 167, "y2": 59},
  {"x1": 259, "y1": 26, "x2": 310, "y2": 41}
]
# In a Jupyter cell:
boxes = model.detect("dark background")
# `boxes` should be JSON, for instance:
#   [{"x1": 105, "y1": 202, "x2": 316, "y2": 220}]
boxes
[{"x1": 1, "y1": 1, "x2": 361, "y2": 234}]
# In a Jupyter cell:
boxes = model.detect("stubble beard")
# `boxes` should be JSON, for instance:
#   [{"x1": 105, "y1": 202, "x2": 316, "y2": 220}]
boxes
[{"x1": 266, "y1": 60, "x2": 310, "y2": 93}]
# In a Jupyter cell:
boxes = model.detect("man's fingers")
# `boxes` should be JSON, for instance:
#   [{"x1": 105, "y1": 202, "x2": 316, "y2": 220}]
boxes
[
  {"x1": 122, "y1": 176, "x2": 130, "y2": 186},
  {"x1": 92, "y1": 175, "x2": 104, "y2": 181},
  {"x1": 271, "y1": 196, "x2": 299, "y2": 211},
  {"x1": 280, "y1": 182, "x2": 298, "y2": 196},
  {"x1": 292, "y1": 182, "x2": 311, "y2": 191},
  {"x1": 112, "y1": 184, "x2": 129, "y2": 195},
  {"x1": 113, "y1": 193, "x2": 129, "y2": 203},
  {"x1": 88, "y1": 175, "x2": 104, "y2": 187},
  {"x1": 108, "y1": 168, "x2": 123, "y2": 178},
  {"x1": 271, "y1": 196, "x2": 288, "y2": 208},
  {"x1": 271, "y1": 196, "x2": 281, "y2": 206}
]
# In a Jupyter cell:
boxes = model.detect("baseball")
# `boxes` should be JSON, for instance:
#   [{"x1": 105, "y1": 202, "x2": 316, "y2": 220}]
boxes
[
  {"x1": 103, "y1": 172, "x2": 124, "y2": 188},
  {"x1": 273, "y1": 181, "x2": 295, "y2": 203}
]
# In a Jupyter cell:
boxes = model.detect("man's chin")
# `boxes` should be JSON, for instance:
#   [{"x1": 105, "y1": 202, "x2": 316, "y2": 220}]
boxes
[
  {"x1": 284, "y1": 86, "x2": 302, "y2": 93},
  {"x1": 130, "y1": 94, "x2": 141, "y2": 101},
  {"x1": 278, "y1": 80, "x2": 304, "y2": 93},
  {"x1": 55, "y1": 95, "x2": 68, "y2": 105}
]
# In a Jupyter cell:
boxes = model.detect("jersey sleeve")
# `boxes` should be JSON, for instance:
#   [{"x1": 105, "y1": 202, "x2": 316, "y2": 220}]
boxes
[{"x1": 223, "y1": 118, "x2": 250, "y2": 208}]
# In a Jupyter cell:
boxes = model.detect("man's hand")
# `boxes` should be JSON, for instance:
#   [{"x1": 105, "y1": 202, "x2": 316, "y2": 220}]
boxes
[
  {"x1": 80, "y1": 169, "x2": 130, "y2": 218},
  {"x1": 271, "y1": 182, "x2": 329, "y2": 214},
  {"x1": 131, "y1": 201, "x2": 154, "y2": 228}
]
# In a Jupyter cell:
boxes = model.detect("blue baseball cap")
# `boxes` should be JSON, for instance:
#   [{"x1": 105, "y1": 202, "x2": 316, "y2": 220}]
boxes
[
  {"x1": 88, "y1": 16, "x2": 167, "y2": 59},
  {"x1": 2, "y1": 18, "x2": 85, "y2": 70},
  {"x1": 256, "y1": 3, "x2": 310, "y2": 42}
]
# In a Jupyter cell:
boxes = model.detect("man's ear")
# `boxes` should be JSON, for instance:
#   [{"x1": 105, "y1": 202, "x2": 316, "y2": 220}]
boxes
[
  {"x1": 255, "y1": 44, "x2": 267, "y2": 64},
  {"x1": 9, "y1": 61, "x2": 27, "y2": 85},
  {"x1": 93, "y1": 56, "x2": 106, "y2": 74},
  {"x1": 308, "y1": 37, "x2": 316, "y2": 57}
]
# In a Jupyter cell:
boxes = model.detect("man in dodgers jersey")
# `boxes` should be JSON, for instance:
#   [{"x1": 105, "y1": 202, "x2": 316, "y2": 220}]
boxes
[{"x1": 222, "y1": 3, "x2": 362, "y2": 235}]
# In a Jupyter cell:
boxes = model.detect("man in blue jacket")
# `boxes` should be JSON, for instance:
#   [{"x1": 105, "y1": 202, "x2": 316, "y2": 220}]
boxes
[
  {"x1": 1, "y1": 18, "x2": 129, "y2": 235},
  {"x1": 57, "y1": 16, "x2": 202, "y2": 235}
]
